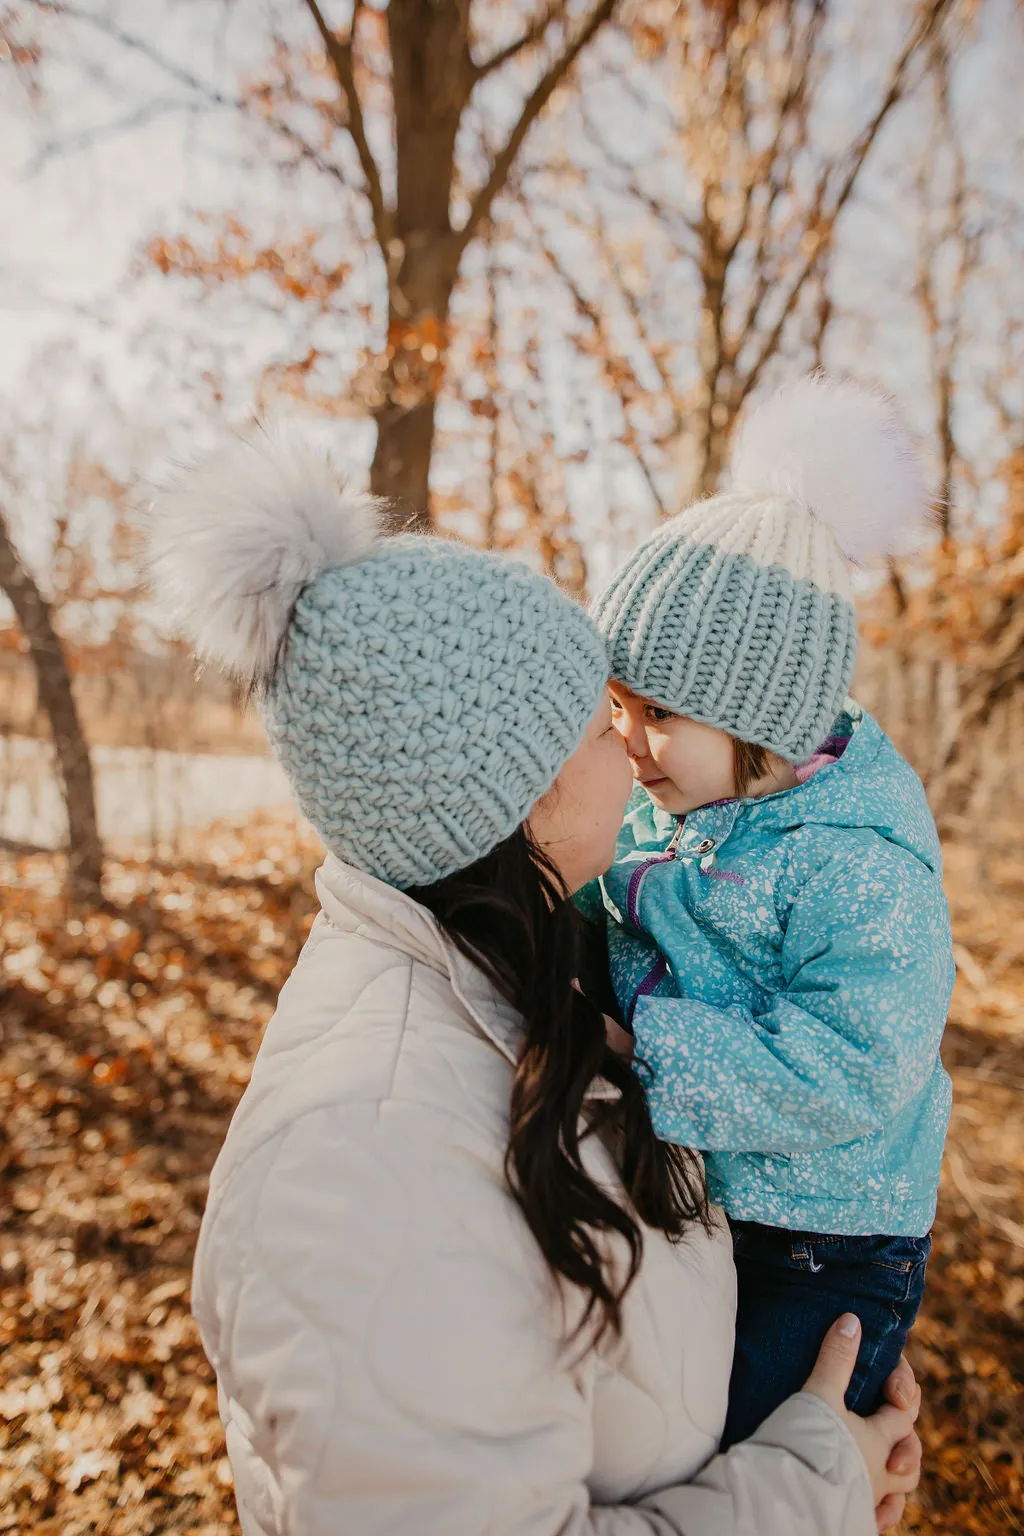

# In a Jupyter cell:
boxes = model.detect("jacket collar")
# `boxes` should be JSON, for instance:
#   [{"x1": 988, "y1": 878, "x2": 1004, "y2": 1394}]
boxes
[
  {"x1": 315, "y1": 853, "x2": 523, "y2": 1067},
  {"x1": 315, "y1": 855, "x2": 618, "y2": 1103}
]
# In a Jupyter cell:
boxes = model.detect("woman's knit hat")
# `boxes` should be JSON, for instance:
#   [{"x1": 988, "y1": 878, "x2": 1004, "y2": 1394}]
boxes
[
  {"x1": 591, "y1": 374, "x2": 930, "y2": 762},
  {"x1": 147, "y1": 430, "x2": 608, "y2": 888}
]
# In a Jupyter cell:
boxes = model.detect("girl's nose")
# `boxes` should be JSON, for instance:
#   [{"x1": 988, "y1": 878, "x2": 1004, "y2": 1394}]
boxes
[{"x1": 615, "y1": 711, "x2": 649, "y2": 761}]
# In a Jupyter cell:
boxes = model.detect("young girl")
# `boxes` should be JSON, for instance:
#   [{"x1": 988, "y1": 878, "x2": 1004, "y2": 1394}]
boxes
[{"x1": 588, "y1": 375, "x2": 954, "y2": 1448}]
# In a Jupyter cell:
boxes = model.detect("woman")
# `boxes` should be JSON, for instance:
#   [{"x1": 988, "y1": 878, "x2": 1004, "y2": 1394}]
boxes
[{"x1": 150, "y1": 431, "x2": 922, "y2": 1535}]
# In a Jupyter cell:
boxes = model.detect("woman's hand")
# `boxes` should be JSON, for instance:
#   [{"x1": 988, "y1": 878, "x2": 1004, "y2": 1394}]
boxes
[
  {"x1": 604, "y1": 1015, "x2": 634, "y2": 1056},
  {"x1": 570, "y1": 976, "x2": 634, "y2": 1058},
  {"x1": 802, "y1": 1314, "x2": 923, "y2": 1532}
]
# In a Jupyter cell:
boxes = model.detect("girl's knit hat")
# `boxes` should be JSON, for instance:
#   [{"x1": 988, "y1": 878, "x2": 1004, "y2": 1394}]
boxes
[
  {"x1": 591, "y1": 374, "x2": 930, "y2": 762},
  {"x1": 147, "y1": 430, "x2": 608, "y2": 889}
]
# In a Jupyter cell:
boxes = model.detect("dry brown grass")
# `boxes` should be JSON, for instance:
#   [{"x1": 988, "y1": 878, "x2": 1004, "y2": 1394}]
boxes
[
  {"x1": 0, "y1": 817, "x2": 1020, "y2": 1533},
  {"x1": 0, "y1": 653, "x2": 266, "y2": 757},
  {"x1": 903, "y1": 830, "x2": 1024, "y2": 1534}
]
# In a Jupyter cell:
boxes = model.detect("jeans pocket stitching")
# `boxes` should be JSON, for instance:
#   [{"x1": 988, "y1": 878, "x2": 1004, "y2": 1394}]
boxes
[{"x1": 877, "y1": 1255, "x2": 928, "y2": 1305}]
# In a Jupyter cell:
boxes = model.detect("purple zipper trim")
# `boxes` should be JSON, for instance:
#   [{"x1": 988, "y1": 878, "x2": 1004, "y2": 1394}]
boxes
[
  {"x1": 624, "y1": 837, "x2": 680, "y2": 1026},
  {"x1": 628, "y1": 956, "x2": 668, "y2": 1027},
  {"x1": 625, "y1": 841, "x2": 681, "y2": 927}
]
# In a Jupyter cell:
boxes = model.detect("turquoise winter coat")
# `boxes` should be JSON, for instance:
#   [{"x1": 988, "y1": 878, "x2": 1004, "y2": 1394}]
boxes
[{"x1": 591, "y1": 705, "x2": 954, "y2": 1237}]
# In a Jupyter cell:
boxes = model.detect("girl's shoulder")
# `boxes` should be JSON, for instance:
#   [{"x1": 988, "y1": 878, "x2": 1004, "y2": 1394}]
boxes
[{"x1": 750, "y1": 704, "x2": 942, "y2": 874}]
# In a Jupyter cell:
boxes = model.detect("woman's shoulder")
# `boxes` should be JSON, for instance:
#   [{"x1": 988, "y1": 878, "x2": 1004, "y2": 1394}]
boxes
[
  {"x1": 193, "y1": 923, "x2": 531, "y2": 1348},
  {"x1": 208, "y1": 911, "x2": 516, "y2": 1206}
]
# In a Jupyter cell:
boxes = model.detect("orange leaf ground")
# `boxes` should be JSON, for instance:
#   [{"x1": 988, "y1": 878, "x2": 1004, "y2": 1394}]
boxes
[{"x1": 0, "y1": 816, "x2": 1021, "y2": 1533}]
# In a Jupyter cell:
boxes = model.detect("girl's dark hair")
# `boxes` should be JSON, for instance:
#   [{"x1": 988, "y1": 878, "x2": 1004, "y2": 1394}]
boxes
[
  {"x1": 407, "y1": 825, "x2": 709, "y2": 1346},
  {"x1": 733, "y1": 737, "x2": 771, "y2": 797}
]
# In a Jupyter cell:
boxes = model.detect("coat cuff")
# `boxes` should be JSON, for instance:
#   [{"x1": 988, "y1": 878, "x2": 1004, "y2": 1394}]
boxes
[{"x1": 749, "y1": 1391, "x2": 874, "y2": 1509}]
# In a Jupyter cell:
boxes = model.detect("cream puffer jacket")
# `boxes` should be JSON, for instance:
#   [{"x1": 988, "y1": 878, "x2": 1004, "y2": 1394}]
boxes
[{"x1": 192, "y1": 854, "x2": 876, "y2": 1536}]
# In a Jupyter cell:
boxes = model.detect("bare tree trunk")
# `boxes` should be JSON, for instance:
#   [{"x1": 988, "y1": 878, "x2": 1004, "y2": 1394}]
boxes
[
  {"x1": 483, "y1": 237, "x2": 502, "y2": 549},
  {"x1": 935, "y1": 362, "x2": 956, "y2": 538},
  {"x1": 305, "y1": 0, "x2": 619, "y2": 528},
  {"x1": 691, "y1": 156, "x2": 735, "y2": 500},
  {"x1": 371, "y1": 388, "x2": 442, "y2": 529},
  {"x1": 888, "y1": 556, "x2": 909, "y2": 616},
  {"x1": 366, "y1": 0, "x2": 469, "y2": 524},
  {"x1": 916, "y1": 30, "x2": 973, "y2": 542},
  {"x1": 0, "y1": 512, "x2": 103, "y2": 904}
]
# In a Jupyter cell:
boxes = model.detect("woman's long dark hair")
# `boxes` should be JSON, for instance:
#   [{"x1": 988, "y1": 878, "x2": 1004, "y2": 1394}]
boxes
[{"x1": 408, "y1": 825, "x2": 709, "y2": 1346}]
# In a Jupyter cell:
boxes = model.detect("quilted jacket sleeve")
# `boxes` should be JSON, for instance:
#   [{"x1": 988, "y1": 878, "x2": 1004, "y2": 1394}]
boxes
[
  {"x1": 194, "y1": 1098, "x2": 875, "y2": 1536},
  {"x1": 624, "y1": 1394, "x2": 874, "y2": 1536},
  {"x1": 633, "y1": 836, "x2": 954, "y2": 1153}
]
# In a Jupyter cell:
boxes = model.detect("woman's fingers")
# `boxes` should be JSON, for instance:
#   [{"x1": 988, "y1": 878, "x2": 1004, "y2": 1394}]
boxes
[
  {"x1": 875, "y1": 1493, "x2": 907, "y2": 1532},
  {"x1": 802, "y1": 1314, "x2": 861, "y2": 1410},
  {"x1": 882, "y1": 1353, "x2": 919, "y2": 1411}
]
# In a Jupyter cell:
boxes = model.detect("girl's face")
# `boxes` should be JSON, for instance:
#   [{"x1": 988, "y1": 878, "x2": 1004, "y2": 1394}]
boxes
[
  {"x1": 608, "y1": 683, "x2": 737, "y2": 815},
  {"x1": 528, "y1": 689, "x2": 634, "y2": 893}
]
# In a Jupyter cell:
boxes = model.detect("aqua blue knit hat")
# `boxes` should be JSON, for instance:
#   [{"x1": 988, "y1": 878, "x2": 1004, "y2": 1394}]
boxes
[
  {"x1": 147, "y1": 430, "x2": 608, "y2": 888},
  {"x1": 591, "y1": 375, "x2": 929, "y2": 762}
]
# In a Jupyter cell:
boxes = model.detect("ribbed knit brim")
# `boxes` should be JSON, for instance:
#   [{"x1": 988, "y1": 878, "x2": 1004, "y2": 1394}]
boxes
[
  {"x1": 591, "y1": 493, "x2": 859, "y2": 762},
  {"x1": 264, "y1": 535, "x2": 608, "y2": 888}
]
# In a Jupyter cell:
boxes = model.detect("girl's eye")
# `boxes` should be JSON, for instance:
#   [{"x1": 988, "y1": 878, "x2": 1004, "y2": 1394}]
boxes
[{"x1": 646, "y1": 706, "x2": 673, "y2": 723}]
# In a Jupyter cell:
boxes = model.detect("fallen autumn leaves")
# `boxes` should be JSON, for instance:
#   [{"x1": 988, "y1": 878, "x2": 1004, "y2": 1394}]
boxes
[
  {"x1": 0, "y1": 815, "x2": 321, "y2": 1535},
  {"x1": 0, "y1": 816, "x2": 1021, "y2": 1534}
]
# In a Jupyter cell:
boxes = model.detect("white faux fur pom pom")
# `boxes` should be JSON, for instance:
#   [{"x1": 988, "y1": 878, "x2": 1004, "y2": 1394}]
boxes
[
  {"x1": 729, "y1": 374, "x2": 931, "y2": 563},
  {"x1": 147, "y1": 428, "x2": 379, "y2": 690}
]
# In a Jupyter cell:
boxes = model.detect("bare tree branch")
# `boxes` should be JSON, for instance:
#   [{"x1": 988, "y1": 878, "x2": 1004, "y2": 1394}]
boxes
[
  {"x1": 22, "y1": 98, "x2": 211, "y2": 175},
  {"x1": 302, "y1": 0, "x2": 391, "y2": 255},
  {"x1": 739, "y1": 0, "x2": 955, "y2": 408},
  {"x1": 581, "y1": 204, "x2": 683, "y2": 438},
  {"x1": 916, "y1": 27, "x2": 978, "y2": 537},
  {"x1": 30, "y1": 0, "x2": 232, "y2": 102},
  {"x1": 457, "y1": 0, "x2": 619, "y2": 255},
  {"x1": 21, "y1": 1, "x2": 359, "y2": 191},
  {"x1": 472, "y1": 1, "x2": 569, "y2": 80},
  {"x1": 726, "y1": 3, "x2": 824, "y2": 346},
  {"x1": 827, "y1": 0, "x2": 955, "y2": 231},
  {"x1": 528, "y1": 205, "x2": 668, "y2": 517},
  {"x1": 577, "y1": 103, "x2": 703, "y2": 252},
  {"x1": 483, "y1": 235, "x2": 502, "y2": 549}
]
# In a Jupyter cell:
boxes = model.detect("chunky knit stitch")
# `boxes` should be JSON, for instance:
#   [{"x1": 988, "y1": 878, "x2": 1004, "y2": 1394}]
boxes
[
  {"x1": 265, "y1": 533, "x2": 608, "y2": 888},
  {"x1": 148, "y1": 431, "x2": 609, "y2": 890}
]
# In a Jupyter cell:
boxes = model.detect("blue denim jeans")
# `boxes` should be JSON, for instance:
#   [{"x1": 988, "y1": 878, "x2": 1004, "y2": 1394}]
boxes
[{"x1": 721, "y1": 1221, "x2": 931, "y2": 1450}]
